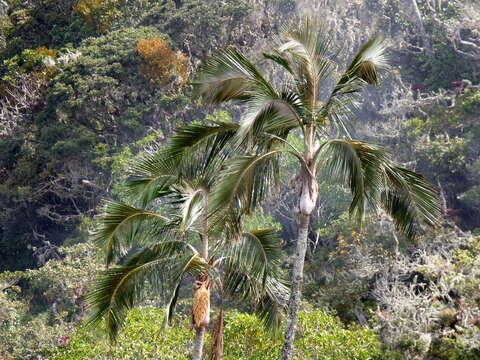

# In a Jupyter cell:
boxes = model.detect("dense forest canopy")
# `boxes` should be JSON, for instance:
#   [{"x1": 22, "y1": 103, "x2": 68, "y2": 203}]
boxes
[{"x1": 1, "y1": 0, "x2": 480, "y2": 359}]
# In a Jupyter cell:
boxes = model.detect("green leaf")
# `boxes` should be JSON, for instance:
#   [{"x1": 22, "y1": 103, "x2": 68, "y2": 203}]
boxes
[
  {"x1": 193, "y1": 46, "x2": 275, "y2": 104},
  {"x1": 210, "y1": 151, "x2": 284, "y2": 215},
  {"x1": 317, "y1": 139, "x2": 388, "y2": 222},
  {"x1": 382, "y1": 166, "x2": 440, "y2": 239},
  {"x1": 87, "y1": 244, "x2": 202, "y2": 341},
  {"x1": 92, "y1": 200, "x2": 170, "y2": 265},
  {"x1": 126, "y1": 148, "x2": 179, "y2": 207}
]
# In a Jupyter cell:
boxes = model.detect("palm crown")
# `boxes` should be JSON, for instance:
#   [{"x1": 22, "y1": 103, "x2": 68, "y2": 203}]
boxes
[{"x1": 86, "y1": 144, "x2": 288, "y2": 360}]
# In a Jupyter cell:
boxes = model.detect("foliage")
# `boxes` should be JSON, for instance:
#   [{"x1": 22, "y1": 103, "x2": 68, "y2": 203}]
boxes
[
  {"x1": 1, "y1": 0, "x2": 93, "y2": 56},
  {"x1": 0, "y1": 0, "x2": 288, "y2": 272},
  {"x1": 403, "y1": 89, "x2": 480, "y2": 230},
  {"x1": 408, "y1": 1, "x2": 480, "y2": 90},
  {"x1": 152, "y1": 0, "x2": 256, "y2": 58},
  {"x1": 371, "y1": 230, "x2": 480, "y2": 359},
  {"x1": 243, "y1": 211, "x2": 283, "y2": 232},
  {"x1": 51, "y1": 308, "x2": 193, "y2": 360},
  {"x1": 188, "y1": 18, "x2": 439, "y2": 358},
  {"x1": 86, "y1": 143, "x2": 288, "y2": 356},
  {"x1": 136, "y1": 37, "x2": 188, "y2": 87},
  {"x1": 0, "y1": 1, "x2": 480, "y2": 359},
  {"x1": 294, "y1": 310, "x2": 380, "y2": 360},
  {"x1": 51, "y1": 308, "x2": 380, "y2": 360},
  {"x1": 0, "y1": 25, "x2": 191, "y2": 270},
  {"x1": 46, "y1": 26, "x2": 166, "y2": 131},
  {"x1": 0, "y1": 242, "x2": 99, "y2": 360},
  {"x1": 304, "y1": 213, "x2": 396, "y2": 323},
  {"x1": 74, "y1": 0, "x2": 121, "y2": 33}
]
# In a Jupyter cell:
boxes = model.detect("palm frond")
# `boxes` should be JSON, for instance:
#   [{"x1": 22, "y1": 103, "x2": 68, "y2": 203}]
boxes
[
  {"x1": 193, "y1": 46, "x2": 275, "y2": 105},
  {"x1": 92, "y1": 200, "x2": 170, "y2": 265},
  {"x1": 126, "y1": 148, "x2": 179, "y2": 207},
  {"x1": 382, "y1": 166, "x2": 440, "y2": 239},
  {"x1": 162, "y1": 280, "x2": 182, "y2": 328},
  {"x1": 319, "y1": 95, "x2": 359, "y2": 138},
  {"x1": 316, "y1": 139, "x2": 388, "y2": 222},
  {"x1": 317, "y1": 140, "x2": 440, "y2": 237},
  {"x1": 334, "y1": 36, "x2": 388, "y2": 92},
  {"x1": 237, "y1": 90, "x2": 303, "y2": 144},
  {"x1": 177, "y1": 145, "x2": 227, "y2": 189},
  {"x1": 221, "y1": 227, "x2": 287, "y2": 334},
  {"x1": 262, "y1": 52, "x2": 294, "y2": 74},
  {"x1": 179, "y1": 185, "x2": 207, "y2": 232},
  {"x1": 278, "y1": 19, "x2": 335, "y2": 108},
  {"x1": 223, "y1": 269, "x2": 288, "y2": 335},
  {"x1": 167, "y1": 122, "x2": 239, "y2": 160},
  {"x1": 256, "y1": 276, "x2": 289, "y2": 335},
  {"x1": 195, "y1": 46, "x2": 303, "y2": 143},
  {"x1": 319, "y1": 36, "x2": 388, "y2": 134},
  {"x1": 210, "y1": 151, "x2": 284, "y2": 215},
  {"x1": 86, "y1": 242, "x2": 202, "y2": 341},
  {"x1": 228, "y1": 229, "x2": 282, "y2": 283}
]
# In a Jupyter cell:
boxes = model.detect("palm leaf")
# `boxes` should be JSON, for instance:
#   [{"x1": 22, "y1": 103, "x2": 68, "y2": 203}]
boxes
[
  {"x1": 210, "y1": 151, "x2": 285, "y2": 215},
  {"x1": 167, "y1": 122, "x2": 239, "y2": 160},
  {"x1": 333, "y1": 36, "x2": 388, "y2": 92},
  {"x1": 193, "y1": 46, "x2": 276, "y2": 105},
  {"x1": 92, "y1": 200, "x2": 170, "y2": 265},
  {"x1": 316, "y1": 140, "x2": 440, "y2": 237},
  {"x1": 316, "y1": 139, "x2": 388, "y2": 222},
  {"x1": 222, "y1": 227, "x2": 287, "y2": 334},
  {"x1": 126, "y1": 148, "x2": 179, "y2": 207},
  {"x1": 223, "y1": 269, "x2": 288, "y2": 334},
  {"x1": 262, "y1": 52, "x2": 294, "y2": 74},
  {"x1": 319, "y1": 36, "x2": 387, "y2": 134},
  {"x1": 228, "y1": 229, "x2": 282, "y2": 283},
  {"x1": 382, "y1": 165, "x2": 440, "y2": 239},
  {"x1": 256, "y1": 276, "x2": 289, "y2": 335},
  {"x1": 179, "y1": 185, "x2": 207, "y2": 232},
  {"x1": 162, "y1": 280, "x2": 182, "y2": 328},
  {"x1": 237, "y1": 90, "x2": 303, "y2": 144},
  {"x1": 277, "y1": 19, "x2": 335, "y2": 109},
  {"x1": 195, "y1": 47, "x2": 303, "y2": 142},
  {"x1": 86, "y1": 242, "x2": 202, "y2": 341}
]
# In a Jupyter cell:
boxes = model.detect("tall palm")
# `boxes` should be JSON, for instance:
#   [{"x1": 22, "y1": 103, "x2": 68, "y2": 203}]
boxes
[
  {"x1": 172, "y1": 19, "x2": 440, "y2": 360},
  {"x1": 86, "y1": 145, "x2": 288, "y2": 360}
]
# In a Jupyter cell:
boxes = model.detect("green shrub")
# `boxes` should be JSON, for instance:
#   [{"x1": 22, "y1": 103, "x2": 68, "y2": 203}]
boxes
[
  {"x1": 295, "y1": 311, "x2": 381, "y2": 360},
  {"x1": 51, "y1": 308, "x2": 193, "y2": 360},
  {"x1": 429, "y1": 338, "x2": 480, "y2": 360},
  {"x1": 51, "y1": 308, "x2": 381, "y2": 360},
  {"x1": 223, "y1": 311, "x2": 280, "y2": 360}
]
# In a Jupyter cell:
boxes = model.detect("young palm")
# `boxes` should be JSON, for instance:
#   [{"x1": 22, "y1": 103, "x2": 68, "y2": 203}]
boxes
[
  {"x1": 173, "y1": 19, "x2": 440, "y2": 360},
  {"x1": 86, "y1": 146, "x2": 288, "y2": 360}
]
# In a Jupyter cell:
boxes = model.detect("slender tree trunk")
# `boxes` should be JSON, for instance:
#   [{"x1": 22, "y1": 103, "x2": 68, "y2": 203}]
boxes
[
  {"x1": 192, "y1": 326, "x2": 206, "y2": 360},
  {"x1": 212, "y1": 309, "x2": 224, "y2": 360},
  {"x1": 281, "y1": 213, "x2": 310, "y2": 360},
  {"x1": 191, "y1": 209, "x2": 210, "y2": 360},
  {"x1": 406, "y1": 0, "x2": 432, "y2": 53}
]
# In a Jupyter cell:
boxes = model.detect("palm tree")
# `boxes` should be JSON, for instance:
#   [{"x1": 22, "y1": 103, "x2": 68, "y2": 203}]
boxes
[
  {"x1": 86, "y1": 145, "x2": 288, "y2": 360},
  {"x1": 170, "y1": 19, "x2": 440, "y2": 360}
]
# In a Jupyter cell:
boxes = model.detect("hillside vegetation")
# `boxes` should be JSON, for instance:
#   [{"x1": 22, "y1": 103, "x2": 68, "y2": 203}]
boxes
[{"x1": 1, "y1": 1, "x2": 480, "y2": 359}]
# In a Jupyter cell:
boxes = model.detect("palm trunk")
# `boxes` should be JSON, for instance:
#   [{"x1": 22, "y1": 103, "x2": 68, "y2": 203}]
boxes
[
  {"x1": 212, "y1": 309, "x2": 224, "y2": 360},
  {"x1": 191, "y1": 209, "x2": 210, "y2": 360},
  {"x1": 280, "y1": 213, "x2": 310, "y2": 360},
  {"x1": 192, "y1": 326, "x2": 206, "y2": 360}
]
